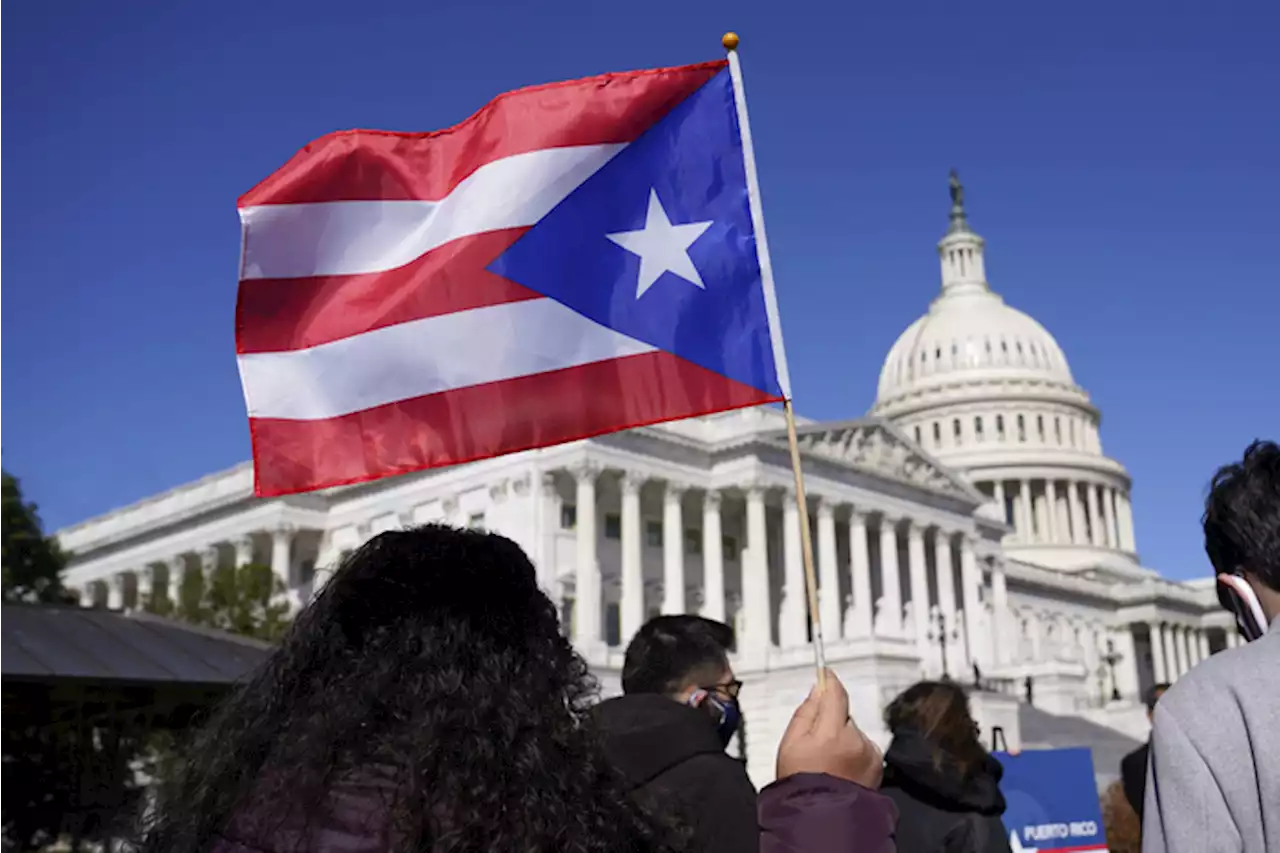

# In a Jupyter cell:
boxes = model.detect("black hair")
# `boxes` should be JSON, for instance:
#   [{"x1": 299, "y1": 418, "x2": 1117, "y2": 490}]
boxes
[
  {"x1": 141, "y1": 525, "x2": 686, "y2": 853},
  {"x1": 1203, "y1": 440, "x2": 1280, "y2": 591},
  {"x1": 621, "y1": 615, "x2": 734, "y2": 696},
  {"x1": 885, "y1": 680, "x2": 989, "y2": 780},
  {"x1": 1145, "y1": 682, "x2": 1171, "y2": 712}
]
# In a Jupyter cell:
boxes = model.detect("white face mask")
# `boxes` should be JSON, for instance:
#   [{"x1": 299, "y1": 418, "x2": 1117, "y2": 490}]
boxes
[{"x1": 1217, "y1": 573, "x2": 1268, "y2": 642}]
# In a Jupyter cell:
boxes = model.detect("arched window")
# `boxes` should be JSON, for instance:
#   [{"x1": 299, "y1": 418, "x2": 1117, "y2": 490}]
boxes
[
  {"x1": 953, "y1": 418, "x2": 962, "y2": 445},
  {"x1": 1037, "y1": 415, "x2": 1045, "y2": 443},
  {"x1": 933, "y1": 422, "x2": 942, "y2": 447},
  {"x1": 975, "y1": 416, "x2": 985, "y2": 442},
  {"x1": 914, "y1": 425, "x2": 922, "y2": 445},
  {"x1": 1017, "y1": 414, "x2": 1027, "y2": 442},
  {"x1": 1054, "y1": 416, "x2": 1063, "y2": 445},
  {"x1": 996, "y1": 415, "x2": 1006, "y2": 440}
]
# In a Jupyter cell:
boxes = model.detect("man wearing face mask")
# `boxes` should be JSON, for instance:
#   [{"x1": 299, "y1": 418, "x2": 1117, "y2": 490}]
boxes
[
  {"x1": 1143, "y1": 439, "x2": 1280, "y2": 853},
  {"x1": 593, "y1": 615, "x2": 758, "y2": 853}
]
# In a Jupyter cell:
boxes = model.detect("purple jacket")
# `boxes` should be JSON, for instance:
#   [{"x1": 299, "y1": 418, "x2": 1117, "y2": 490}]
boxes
[{"x1": 759, "y1": 773, "x2": 898, "y2": 853}]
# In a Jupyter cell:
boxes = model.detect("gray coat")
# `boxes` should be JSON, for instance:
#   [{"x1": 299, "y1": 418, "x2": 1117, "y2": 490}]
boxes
[{"x1": 1143, "y1": 616, "x2": 1280, "y2": 853}]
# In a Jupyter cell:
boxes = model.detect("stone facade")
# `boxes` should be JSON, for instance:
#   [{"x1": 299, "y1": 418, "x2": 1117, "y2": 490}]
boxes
[{"x1": 56, "y1": 180, "x2": 1233, "y2": 788}]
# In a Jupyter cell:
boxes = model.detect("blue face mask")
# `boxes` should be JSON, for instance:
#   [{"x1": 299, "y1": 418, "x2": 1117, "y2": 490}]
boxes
[{"x1": 689, "y1": 690, "x2": 742, "y2": 747}]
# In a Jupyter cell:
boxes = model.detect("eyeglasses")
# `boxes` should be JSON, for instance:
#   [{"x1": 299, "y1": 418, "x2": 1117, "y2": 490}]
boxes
[{"x1": 701, "y1": 679, "x2": 743, "y2": 700}]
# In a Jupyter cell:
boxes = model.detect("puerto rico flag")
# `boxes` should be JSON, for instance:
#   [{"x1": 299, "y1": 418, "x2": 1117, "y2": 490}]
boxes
[{"x1": 236, "y1": 60, "x2": 791, "y2": 497}]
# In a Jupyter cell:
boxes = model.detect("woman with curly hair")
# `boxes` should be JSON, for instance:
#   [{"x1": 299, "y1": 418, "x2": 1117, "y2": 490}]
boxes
[
  {"x1": 141, "y1": 524, "x2": 897, "y2": 853},
  {"x1": 879, "y1": 680, "x2": 1011, "y2": 853}
]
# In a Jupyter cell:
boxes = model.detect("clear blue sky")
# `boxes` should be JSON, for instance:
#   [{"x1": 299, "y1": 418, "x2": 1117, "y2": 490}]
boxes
[{"x1": 3, "y1": 1, "x2": 1276, "y2": 581}]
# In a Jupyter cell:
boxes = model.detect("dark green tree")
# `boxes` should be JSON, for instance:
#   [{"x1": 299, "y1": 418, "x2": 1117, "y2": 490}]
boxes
[{"x1": 2, "y1": 470, "x2": 72, "y2": 603}]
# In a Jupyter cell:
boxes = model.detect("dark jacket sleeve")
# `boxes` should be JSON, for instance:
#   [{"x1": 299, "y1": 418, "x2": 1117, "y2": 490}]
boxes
[
  {"x1": 1120, "y1": 744, "x2": 1148, "y2": 821},
  {"x1": 759, "y1": 773, "x2": 898, "y2": 853}
]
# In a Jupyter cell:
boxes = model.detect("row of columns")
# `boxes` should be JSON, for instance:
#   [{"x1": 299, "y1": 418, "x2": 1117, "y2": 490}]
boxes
[
  {"x1": 77, "y1": 526, "x2": 299, "y2": 611},
  {"x1": 1147, "y1": 620, "x2": 1215, "y2": 683},
  {"x1": 566, "y1": 462, "x2": 993, "y2": 671},
  {"x1": 987, "y1": 478, "x2": 1134, "y2": 552}
]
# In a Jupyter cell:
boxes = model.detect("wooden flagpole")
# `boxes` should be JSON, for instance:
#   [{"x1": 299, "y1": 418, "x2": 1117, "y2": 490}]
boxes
[{"x1": 724, "y1": 32, "x2": 828, "y2": 688}]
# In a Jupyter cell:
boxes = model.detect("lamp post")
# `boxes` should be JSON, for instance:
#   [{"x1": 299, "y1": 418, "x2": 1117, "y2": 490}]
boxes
[
  {"x1": 928, "y1": 608, "x2": 956, "y2": 679},
  {"x1": 1102, "y1": 638, "x2": 1123, "y2": 702}
]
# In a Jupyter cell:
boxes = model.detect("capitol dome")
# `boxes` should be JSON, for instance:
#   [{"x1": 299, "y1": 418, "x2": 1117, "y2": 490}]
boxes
[{"x1": 871, "y1": 173, "x2": 1143, "y2": 576}]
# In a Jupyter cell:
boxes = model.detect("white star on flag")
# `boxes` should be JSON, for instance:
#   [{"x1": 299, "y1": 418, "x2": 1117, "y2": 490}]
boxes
[{"x1": 607, "y1": 188, "x2": 713, "y2": 298}]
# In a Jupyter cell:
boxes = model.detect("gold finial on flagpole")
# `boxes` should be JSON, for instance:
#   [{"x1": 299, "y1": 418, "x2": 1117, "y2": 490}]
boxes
[{"x1": 722, "y1": 32, "x2": 740, "y2": 51}]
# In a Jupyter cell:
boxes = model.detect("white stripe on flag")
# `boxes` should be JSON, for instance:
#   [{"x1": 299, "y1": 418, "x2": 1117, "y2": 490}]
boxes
[
  {"x1": 239, "y1": 144, "x2": 625, "y2": 280},
  {"x1": 237, "y1": 299, "x2": 656, "y2": 420}
]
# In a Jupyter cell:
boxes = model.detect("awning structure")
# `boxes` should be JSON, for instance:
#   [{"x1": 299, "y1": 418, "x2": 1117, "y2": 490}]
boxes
[
  {"x1": 2, "y1": 605, "x2": 274, "y2": 851},
  {"x1": 3, "y1": 604, "x2": 270, "y2": 688}
]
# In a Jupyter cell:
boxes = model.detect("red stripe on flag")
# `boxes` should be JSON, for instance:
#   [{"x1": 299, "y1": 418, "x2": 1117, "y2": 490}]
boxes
[
  {"x1": 239, "y1": 61, "x2": 726, "y2": 206},
  {"x1": 249, "y1": 350, "x2": 780, "y2": 497},
  {"x1": 236, "y1": 229, "x2": 538, "y2": 354}
]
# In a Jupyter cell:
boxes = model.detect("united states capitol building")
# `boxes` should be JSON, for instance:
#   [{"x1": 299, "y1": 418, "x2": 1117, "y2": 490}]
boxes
[{"x1": 58, "y1": 178, "x2": 1235, "y2": 786}]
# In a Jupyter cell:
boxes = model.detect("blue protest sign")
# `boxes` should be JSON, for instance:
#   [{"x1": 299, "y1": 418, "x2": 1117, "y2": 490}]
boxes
[{"x1": 993, "y1": 747, "x2": 1108, "y2": 853}]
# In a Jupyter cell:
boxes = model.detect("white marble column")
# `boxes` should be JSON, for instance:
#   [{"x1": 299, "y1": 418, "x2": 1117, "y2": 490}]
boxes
[
  {"x1": 701, "y1": 491, "x2": 725, "y2": 622},
  {"x1": 107, "y1": 573, "x2": 127, "y2": 610},
  {"x1": 907, "y1": 521, "x2": 930, "y2": 651},
  {"x1": 620, "y1": 473, "x2": 645, "y2": 643},
  {"x1": 1173, "y1": 625, "x2": 1189, "y2": 676},
  {"x1": 1086, "y1": 485, "x2": 1104, "y2": 547},
  {"x1": 935, "y1": 530, "x2": 958, "y2": 673},
  {"x1": 1197, "y1": 630, "x2": 1211, "y2": 661},
  {"x1": 269, "y1": 529, "x2": 291, "y2": 591},
  {"x1": 1107, "y1": 489, "x2": 1123, "y2": 550},
  {"x1": 780, "y1": 491, "x2": 807, "y2": 647},
  {"x1": 992, "y1": 480, "x2": 1007, "y2": 526},
  {"x1": 1019, "y1": 480, "x2": 1034, "y2": 543},
  {"x1": 1045, "y1": 480, "x2": 1060, "y2": 543},
  {"x1": 573, "y1": 463, "x2": 603, "y2": 648},
  {"x1": 1069, "y1": 482, "x2": 1086, "y2": 546},
  {"x1": 960, "y1": 538, "x2": 983, "y2": 667},
  {"x1": 743, "y1": 485, "x2": 772, "y2": 656},
  {"x1": 167, "y1": 556, "x2": 186, "y2": 611},
  {"x1": 847, "y1": 510, "x2": 872, "y2": 637},
  {"x1": 78, "y1": 584, "x2": 97, "y2": 608},
  {"x1": 1226, "y1": 630, "x2": 1240, "y2": 649},
  {"x1": 1117, "y1": 491, "x2": 1136, "y2": 552},
  {"x1": 1180, "y1": 626, "x2": 1196, "y2": 672},
  {"x1": 1100, "y1": 486, "x2": 1117, "y2": 549},
  {"x1": 1113, "y1": 626, "x2": 1140, "y2": 700},
  {"x1": 661, "y1": 482, "x2": 686, "y2": 615},
  {"x1": 538, "y1": 472, "x2": 559, "y2": 593},
  {"x1": 991, "y1": 561, "x2": 1009, "y2": 666},
  {"x1": 201, "y1": 545, "x2": 220, "y2": 578},
  {"x1": 877, "y1": 517, "x2": 902, "y2": 637},
  {"x1": 1149, "y1": 621, "x2": 1168, "y2": 684},
  {"x1": 234, "y1": 535, "x2": 254, "y2": 568},
  {"x1": 816, "y1": 498, "x2": 841, "y2": 641}
]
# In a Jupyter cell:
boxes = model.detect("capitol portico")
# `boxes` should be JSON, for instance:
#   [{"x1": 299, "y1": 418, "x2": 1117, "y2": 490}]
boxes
[{"x1": 56, "y1": 176, "x2": 1235, "y2": 788}]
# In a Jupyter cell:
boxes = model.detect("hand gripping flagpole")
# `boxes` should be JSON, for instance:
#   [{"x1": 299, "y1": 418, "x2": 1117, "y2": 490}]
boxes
[{"x1": 724, "y1": 32, "x2": 828, "y2": 690}]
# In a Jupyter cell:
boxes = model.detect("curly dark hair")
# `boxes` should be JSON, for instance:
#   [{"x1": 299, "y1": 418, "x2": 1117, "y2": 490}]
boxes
[
  {"x1": 140, "y1": 525, "x2": 688, "y2": 853},
  {"x1": 1203, "y1": 439, "x2": 1280, "y2": 591},
  {"x1": 885, "y1": 680, "x2": 988, "y2": 779}
]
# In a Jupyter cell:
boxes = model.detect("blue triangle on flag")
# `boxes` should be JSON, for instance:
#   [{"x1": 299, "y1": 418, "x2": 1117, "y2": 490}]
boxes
[{"x1": 488, "y1": 68, "x2": 784, "y2": 399}]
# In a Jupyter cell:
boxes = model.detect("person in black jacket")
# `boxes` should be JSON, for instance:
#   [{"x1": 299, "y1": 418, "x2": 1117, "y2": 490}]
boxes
[
  {"x1": 880, "y1": 680, "x2": 1012, "y2": 853},
  {"x1": 592, "y1": 615, "x2": 758, "y2": 853},
  {"x1": 1119, "y1": 681, "x2": 1169, "y2": 824}
]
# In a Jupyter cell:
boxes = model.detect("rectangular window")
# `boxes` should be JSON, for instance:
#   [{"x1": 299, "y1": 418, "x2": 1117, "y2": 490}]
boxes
[
  {"x1": 604, "y1": 513, "x2": 622, "y2": 540},
  {"x1": 996, "y1": 414, "x2": 1006, "y2": 439},
  {"x1": 645, "y1": 520, "x2": 663, "y2": 547},
  {"x1": 1054, "y1": 417, "x2": 1062, "y2": 445},
  {"x1": 975, "y1": 417, "x2": 985, "y2": 441},
  {"x1": 560, "y1": 503, "x2": 577, "y2": 530},
  {"x1": 684, "y1": 528, "x2": 702, "y2": 555},
  {"x1": 932, "y1": 422, "x2": 942, "y2": 447}
]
